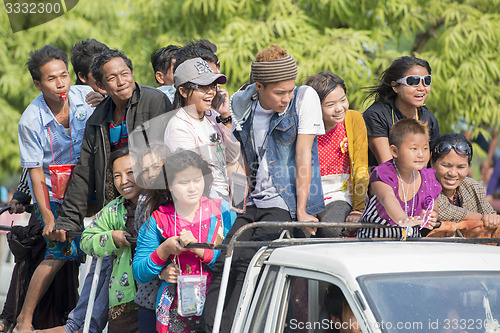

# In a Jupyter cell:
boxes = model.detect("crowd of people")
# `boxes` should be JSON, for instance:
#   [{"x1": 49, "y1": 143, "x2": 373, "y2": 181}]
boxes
[{"x1": 1, "y1": 37, "x2": 499, "y2": 333}]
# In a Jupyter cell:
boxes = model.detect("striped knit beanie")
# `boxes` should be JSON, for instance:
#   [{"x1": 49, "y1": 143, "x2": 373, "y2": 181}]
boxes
[{"x1": 251, "y1": 55, "x2": 298, "y2": 84}]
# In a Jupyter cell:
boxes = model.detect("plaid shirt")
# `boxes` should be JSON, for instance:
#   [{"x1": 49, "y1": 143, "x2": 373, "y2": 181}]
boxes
[{"x1": 437, "y1": 177, "x2": 496, "y2": 222}]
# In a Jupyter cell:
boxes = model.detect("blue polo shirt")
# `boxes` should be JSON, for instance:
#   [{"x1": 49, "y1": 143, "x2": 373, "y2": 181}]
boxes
[{"x1": 18, "y1": 85, "x2": 94, "y2": 202}]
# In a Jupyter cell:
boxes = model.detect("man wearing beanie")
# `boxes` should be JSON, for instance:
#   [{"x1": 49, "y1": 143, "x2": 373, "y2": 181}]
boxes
[{"x1": 203, "y1": 45, "x2": 325, "y2": 332}]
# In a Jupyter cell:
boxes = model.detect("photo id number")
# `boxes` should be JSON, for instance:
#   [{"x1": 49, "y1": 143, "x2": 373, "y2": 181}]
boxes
[{"x1": 5, "y1": 1, "x2": 62, "y2": 14}]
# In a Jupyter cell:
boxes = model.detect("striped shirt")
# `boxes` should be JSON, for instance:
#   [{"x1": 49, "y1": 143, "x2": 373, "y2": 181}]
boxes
[
  {"x1": 356, "y1": 160, "x2": 441, "y2": 238},
  {"x1": 356, "y1": 195, "x2": 421, "y2": 238},
  {"x1": 17, "y1": 168, "x2": 31, "y2": 196}
]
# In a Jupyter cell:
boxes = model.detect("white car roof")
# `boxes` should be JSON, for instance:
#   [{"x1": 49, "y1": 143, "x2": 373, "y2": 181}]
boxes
[{"x1": 265, "y1": 241, "x2": 500, "y2": 279}]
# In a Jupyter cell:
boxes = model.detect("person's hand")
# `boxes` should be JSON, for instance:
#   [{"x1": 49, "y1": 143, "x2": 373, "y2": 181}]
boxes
[
  {"x1": 419, "y1": 209, "x2": 438, "y2": 229},
  {"x1": 297, "y1": 211, "x2": 318, "y2": 236},
  {"x1": 111, "y1": 230, "x2": 132, "y2": 248},
  {"x1": 47, "y1": 229, "x2": 69, "y2": 242},
  {"x1": 346, "y1": 212, "x2": 362, "y2": 223},
  {"x1": 85, "y1": 91, "x2": 105, "y2": 107},
  {"x1": 159, "y1": 263, "x2": 181, "y2": 283},
  {"x1": 42, "y1": 215, "x2": 56, "y2": 238},
  {"x1": 397, "y1": 216, "x2": 423, "y2": 228},
  {"x1": 216, "y1": 88, "x2": 230, "y2": 118},
  {"x1": 179, "y1": 229, "x2": 197, "y2": 247},
  {"x1": 482, "y1": 214, "x2": 500, "y2": 229},
  {"x1": 8, "y1": 198, "x2": 26, "y2": 214},
  {"x1": 160, "y1": 235, "x2": 185, "y2": 256}
]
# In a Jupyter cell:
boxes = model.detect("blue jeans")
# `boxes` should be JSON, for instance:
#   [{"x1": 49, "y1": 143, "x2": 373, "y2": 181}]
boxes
[{"x1": 64, "y1": 256, "x2": 113, "y2": 333}]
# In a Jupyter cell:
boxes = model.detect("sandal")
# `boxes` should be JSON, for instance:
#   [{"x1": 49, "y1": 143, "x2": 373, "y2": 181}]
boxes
[{"x1": 0, "y1": 319, "x2": 13, "y2": 333}]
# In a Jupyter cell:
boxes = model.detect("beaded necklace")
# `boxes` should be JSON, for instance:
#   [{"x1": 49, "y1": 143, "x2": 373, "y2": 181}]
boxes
[{"x1": 393, "y1": 160, "x2": 416, "y2": 216}]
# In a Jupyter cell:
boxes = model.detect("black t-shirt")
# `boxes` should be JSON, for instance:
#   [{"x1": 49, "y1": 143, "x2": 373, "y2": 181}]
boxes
[{"x1": 363, "y1": 100, "x2": 440, "y2": 167}]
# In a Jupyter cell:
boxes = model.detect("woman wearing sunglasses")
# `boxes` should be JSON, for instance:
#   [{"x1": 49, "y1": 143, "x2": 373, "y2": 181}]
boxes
[
  {"x1": 363, "y1": 56, "x2": 440, "y2": 167},
  {"x1": 431, "y1": 134, "x2": 500, "y2": 228}
]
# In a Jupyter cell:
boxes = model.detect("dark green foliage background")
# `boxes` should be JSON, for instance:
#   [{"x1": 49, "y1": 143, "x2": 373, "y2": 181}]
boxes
[{"x1": 0, "y1": 0, "x2": 499, "y2": 182}]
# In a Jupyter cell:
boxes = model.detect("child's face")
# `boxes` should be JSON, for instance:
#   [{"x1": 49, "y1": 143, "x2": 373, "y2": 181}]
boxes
[
  {"x1": 321, "y1": 85, "x2": 349, "y2": 130},
  {"x1": 391, "y1": 133, "x2": 430, "y2": 171},
  {"x1": 113, "y1": 155, "x2": 141, "y2": 204},
  {"x1": 170, "y1": 166, "x2": 205, "y2": 209}
]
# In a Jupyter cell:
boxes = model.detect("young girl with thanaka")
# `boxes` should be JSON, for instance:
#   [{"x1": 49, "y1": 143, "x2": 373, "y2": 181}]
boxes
[
  {"x1": 305, "y1": 72, "x2": 369, "y2": 236},
  {"x1": 132, "y1": 149, "x2": 236, "y2": 332},
  {"x1": 81, "y1": 148, "x2": 142, "y2": 332},
  {"x1": 357, "y1": 119, "x2": 441, "y2": 238}
]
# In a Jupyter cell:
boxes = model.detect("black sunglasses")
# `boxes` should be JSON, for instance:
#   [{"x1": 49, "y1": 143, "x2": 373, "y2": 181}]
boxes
[{"x1": 434, "y1": 141, "x2": 471, "y2": 156}]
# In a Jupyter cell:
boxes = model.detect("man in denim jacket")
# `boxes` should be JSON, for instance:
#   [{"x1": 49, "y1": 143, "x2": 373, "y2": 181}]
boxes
[{"x1": 203, "y1": 45, "x2": 325, "y2": 332}]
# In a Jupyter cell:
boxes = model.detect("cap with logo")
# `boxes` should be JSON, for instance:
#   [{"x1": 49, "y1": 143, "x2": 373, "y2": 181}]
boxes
[{"x1": 174, "y1": 57, "x2": 227, "y2": 87}]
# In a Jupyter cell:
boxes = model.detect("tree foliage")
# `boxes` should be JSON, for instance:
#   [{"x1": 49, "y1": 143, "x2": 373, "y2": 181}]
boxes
[{"x1": 0, "y1": 0, "x2": 498, "y2": 181}]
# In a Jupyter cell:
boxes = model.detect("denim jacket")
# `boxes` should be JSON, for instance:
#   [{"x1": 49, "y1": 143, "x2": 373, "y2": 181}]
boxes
[{"x1": 230, "y1": 84, "x2": 325, "y2": 218}]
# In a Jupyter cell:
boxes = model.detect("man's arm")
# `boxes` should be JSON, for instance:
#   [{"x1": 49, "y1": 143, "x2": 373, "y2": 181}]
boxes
[
  {"x1": 436, "y1": 192, "x2": 481, "y2": 222},
  {"x1": 295, "y1": 134, "x2": 319, "y2": 229},
  {"x1": 28, "y1": 167, "x2": 54, "y2": 237}
]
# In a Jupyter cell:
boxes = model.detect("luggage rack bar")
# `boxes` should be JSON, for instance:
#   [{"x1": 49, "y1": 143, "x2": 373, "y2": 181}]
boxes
[{"x1": 3, "y1": 221, "x2": 499, "y2": 249}]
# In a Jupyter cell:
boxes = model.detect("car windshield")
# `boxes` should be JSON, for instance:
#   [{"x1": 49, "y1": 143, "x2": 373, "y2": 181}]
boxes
[{"x1": 359, "y1": 272, "x2": 500, "y2": 333}]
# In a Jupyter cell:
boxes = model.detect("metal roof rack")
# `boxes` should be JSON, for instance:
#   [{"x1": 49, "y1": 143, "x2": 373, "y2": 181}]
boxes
[{"x1": 210, "y1": 221, "x2": 500, "y2": 333}]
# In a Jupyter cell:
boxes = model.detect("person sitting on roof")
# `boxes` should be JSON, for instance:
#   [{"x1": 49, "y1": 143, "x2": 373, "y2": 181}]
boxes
[
  {"x1": 431, "y1": 133, "x2": 500, "y2": 228},
  {"x1": 356, "y1": 118, "x2": 440, "y2": 239}
]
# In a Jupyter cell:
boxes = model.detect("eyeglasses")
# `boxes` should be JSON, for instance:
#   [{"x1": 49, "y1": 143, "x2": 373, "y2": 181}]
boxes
[
  {"x1": 434, "y1": 141, "x2": 471, "y2": 156},
  {"x1": 396, "y1": 75, "x2": 432, "y2": 87},
  {"x1": 193, "y1": 83, "x2": 217, "y2": 94}
]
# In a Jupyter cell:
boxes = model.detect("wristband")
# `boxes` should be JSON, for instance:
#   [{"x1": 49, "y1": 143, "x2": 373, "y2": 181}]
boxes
[
  {"x1": 349, "y1": 211, "x2": 363, "y2": 215},
  {"x1": 216, "y1": 115, "x2": 232, "y2": 124}
]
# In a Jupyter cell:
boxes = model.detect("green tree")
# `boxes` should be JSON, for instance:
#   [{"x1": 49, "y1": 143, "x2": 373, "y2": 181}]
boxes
[{"x1": 0, "y1": 0, "x2": 498, "y2": 182}]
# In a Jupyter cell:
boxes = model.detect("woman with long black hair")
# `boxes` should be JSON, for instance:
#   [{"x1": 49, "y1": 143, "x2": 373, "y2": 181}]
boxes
[{"x1": 363, "y1": 56, "x2": 440, "y2": 167}]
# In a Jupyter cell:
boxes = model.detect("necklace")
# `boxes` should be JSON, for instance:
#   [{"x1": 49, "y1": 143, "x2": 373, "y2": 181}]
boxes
[
  {"x1": 393, "y1": 160, "x2": 415, "y2": 216},
  {"x1": 185, "y1": 109, "x2": 205, "y2": 121},
  {"x1": 173, "y1": 207, "x2": 203, "y2": 276}
]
